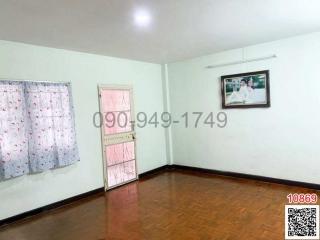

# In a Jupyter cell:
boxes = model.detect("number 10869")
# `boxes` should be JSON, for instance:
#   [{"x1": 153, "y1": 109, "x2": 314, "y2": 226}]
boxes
[{"x1": 287, "y1": 193, "x2": 318, "y2": 204}]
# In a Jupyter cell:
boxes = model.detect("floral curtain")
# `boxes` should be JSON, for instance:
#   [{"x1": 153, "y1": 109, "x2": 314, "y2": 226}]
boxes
[
  {"x1": 0, "y1": 82, "x2": 29, "y2": 180},
  {"x1": 0, "y1": 81, "x2": 79, "y2": 181}
]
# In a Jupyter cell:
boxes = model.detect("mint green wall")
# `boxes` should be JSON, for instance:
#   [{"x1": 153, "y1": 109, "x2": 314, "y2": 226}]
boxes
[
  {"x1": 167, "y1": 32, "x2": 320, "y2": 184},
  {"x1": 0, "y1": 40, "x2": 167, "y2": 220},
  {"x1": 4, "y1": 31, "x2": 320, "y2": 221}
]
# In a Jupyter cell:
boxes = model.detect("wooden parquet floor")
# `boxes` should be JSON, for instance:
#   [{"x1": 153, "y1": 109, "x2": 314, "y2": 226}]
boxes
[{"x1": 0, "y1": 169, "x2": 319, "y2": 240}]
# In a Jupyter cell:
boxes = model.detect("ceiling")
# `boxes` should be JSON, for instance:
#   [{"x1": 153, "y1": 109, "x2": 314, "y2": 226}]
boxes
[{"x1": 1, "y1": 0, "x2": 320, "y2": 63}]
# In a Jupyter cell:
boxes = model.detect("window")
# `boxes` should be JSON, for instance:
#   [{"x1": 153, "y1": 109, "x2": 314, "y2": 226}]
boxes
[{"x1": 0, "y1": 81, "x2": 79, "y2": 181}]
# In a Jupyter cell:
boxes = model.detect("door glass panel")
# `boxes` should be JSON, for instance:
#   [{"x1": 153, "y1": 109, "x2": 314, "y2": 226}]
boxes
[
  {"x1": 106, "y1": 141, "x2": 135, "y2": 166},
  {"x1": 105, "y1": 141, "x2": 136, "y2": 188},
  {"x1": 100, "y1": 87, "x2": 137, "y2": 189},
  {"x1": 107, "y1": 160, "x2": 136, "y2": 188},
  {"x1": 100, "y1": 89, "x2": 132, "y2": 134},
  {"x1": 122, "y1": 160, "x2": 136, "y2": 182},
  {"x1": 104, "y1": 110, "x2": 132, "y2": 134},
  {"x1": 107, "y1": 164, "x2": 124, "y2": 187}
]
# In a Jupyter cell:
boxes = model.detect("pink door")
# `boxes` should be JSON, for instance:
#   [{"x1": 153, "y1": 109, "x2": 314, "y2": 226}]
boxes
[{"x1": 99, "y1": 86, "x2": 137, "y2": 190}]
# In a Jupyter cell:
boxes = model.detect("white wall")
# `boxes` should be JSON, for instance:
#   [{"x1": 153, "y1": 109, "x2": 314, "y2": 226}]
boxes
[
  {"x1": 0, "y1": 40, "x2": 167, "y2": 220},
  {"x1": 168, "y1": 31, "x2": 320, "y2": 184}
]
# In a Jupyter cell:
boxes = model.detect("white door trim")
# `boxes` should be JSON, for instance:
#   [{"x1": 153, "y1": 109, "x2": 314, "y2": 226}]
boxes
[{"x1": 98, "y1": 84, "x2": 138, "y2": 191}]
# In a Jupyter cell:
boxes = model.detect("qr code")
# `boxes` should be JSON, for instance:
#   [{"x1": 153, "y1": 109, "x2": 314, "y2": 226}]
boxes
[{"x1": 285, "y1": 205, "x2": 319, "y2": 239}]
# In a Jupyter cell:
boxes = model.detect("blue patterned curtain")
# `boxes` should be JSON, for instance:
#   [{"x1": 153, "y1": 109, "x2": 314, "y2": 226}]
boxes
[{"x1": 0, "y1": 81, "x2": 79, "y2": 181}]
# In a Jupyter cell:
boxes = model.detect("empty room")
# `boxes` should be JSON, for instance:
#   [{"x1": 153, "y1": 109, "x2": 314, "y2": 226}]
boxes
[{"x1": 1, "y1": 1, "x2": 320, "y2": 239}]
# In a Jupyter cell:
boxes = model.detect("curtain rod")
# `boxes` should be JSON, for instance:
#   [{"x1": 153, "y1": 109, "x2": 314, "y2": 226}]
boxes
[
  {"x1": 0, "y1": 78, "x2": 71, "y2": 84},
  {"x1": 205, "y1": 54, "x2": 277, "y2": 69}
]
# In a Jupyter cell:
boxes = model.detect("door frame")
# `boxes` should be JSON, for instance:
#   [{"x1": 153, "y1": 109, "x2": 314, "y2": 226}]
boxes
[{"x1": 98, "y1": 84, "x2": 138, "y2": 191}]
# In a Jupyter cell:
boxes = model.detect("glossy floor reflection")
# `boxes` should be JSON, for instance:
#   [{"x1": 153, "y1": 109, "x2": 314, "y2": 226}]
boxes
[{"x1": 1, "y1": 170, "x2": 319, "y2": 240}]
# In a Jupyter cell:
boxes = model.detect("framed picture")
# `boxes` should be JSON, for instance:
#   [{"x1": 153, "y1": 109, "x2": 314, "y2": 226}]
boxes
[{"x1": 221, "y1": 70, "x2": 270, "y2": 109}]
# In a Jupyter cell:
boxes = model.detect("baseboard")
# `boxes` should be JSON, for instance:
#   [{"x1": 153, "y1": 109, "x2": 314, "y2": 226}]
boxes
[
  {"x1": 0, "y1": 166, "x2": 171, "y2": 227},
  {"x1": 138, "y1": 164, "x2": 172, "y2": 178},
  {"x1": 0, "y1": 187, "x2": 104, "y2": 228},
  {"x1": 171, "y1": 164, "x2": 320, "y2": 190},
  {"x1": 2, "y1": 164, "x2": 319, "y2": 227}
]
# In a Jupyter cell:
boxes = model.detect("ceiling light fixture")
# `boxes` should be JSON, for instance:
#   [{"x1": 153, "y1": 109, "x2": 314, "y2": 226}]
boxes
[{"x1": 134, "y1": 8, "x2": 152, "y2": 27}]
